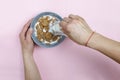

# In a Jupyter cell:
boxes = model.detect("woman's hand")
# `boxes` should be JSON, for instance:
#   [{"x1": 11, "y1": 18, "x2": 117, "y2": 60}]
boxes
[
  {"x1": 60, "y1": 14, "x2": 93, "y2": 45},
  {"x1": 60, "y1": 14, "x2": 120, "y2": 63},
  {"x1": 19, "y1": 19, "x2": 34, "y2": 55}
]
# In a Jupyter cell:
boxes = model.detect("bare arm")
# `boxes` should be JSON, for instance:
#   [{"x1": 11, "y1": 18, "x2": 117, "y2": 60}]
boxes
[
  {"x1": 23, "y1": 53, "x2": 41, "y2": 80},
  {"x1": 19, "y1": 20, "x2": 42, "y2": 80},
  {"x1": 60, "y1": 14, "x2": 120, "y2": 63},
  {"x1": 87, "y1": 32, "x2": 120, "y2": 63}
]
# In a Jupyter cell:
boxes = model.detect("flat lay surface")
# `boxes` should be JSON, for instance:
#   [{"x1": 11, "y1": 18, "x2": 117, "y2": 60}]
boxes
[{"x1": 0, "y1": 0, "x2": 120, "y2": 80}]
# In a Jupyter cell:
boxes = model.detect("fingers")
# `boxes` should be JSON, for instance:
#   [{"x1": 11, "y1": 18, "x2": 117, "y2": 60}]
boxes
[
  {"x1": 20, "y1": 19, "x2": 32, "y2": 40},
  {"x1": 63, "y1": 17, "x2": 72, "y2": 23},
  {"x1": 75, "y1": 15, "x2": 84, "y2": 20},
  {"x1": 26, "y1": 28, "x2": 33, "y2": 42},
  {"x1": 60, "y1": 14, "x2": 83, "y2": 27},
  {"x1": 69, "y1": 14, "x2": 84, "y2": 21},
  {"x1": 59, "y1": 21, "x2": 69, "y2": 34},
  {"x1": 69, "y1": 14, "x2": 77, "y2": 19},
  {"x1": 59, "y1": 17, "x2": 72, "y2": 29},
  {"x1": 59, "y1": 21, "x2": 67, "y2": 27}
]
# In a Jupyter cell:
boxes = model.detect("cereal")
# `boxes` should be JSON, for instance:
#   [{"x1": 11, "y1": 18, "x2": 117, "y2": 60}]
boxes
[
  {"x1": 37, "y1": 30, "x2": 43, "y2": 35},
  {"x1": 53, "y1": 35, "x2": 59, "y2": 41},
  {"x1": 39, "y1": 23, "x2": 44, "y2": 29},
  {"x1": 37, "y1": 35, "x2": 42, "y2": 41},
  {"x1": 35, "y1": 15, "x2": 61, "y2": 44},
  {"x1": 44, "y1": 26, "x2": 49, "y2": 32},
  {"x1": 36, "y1": 24, "x2": 40, "y2": 30},
  {"x1": 45, "y1": 32, "x2": 53, "y2": 42}
]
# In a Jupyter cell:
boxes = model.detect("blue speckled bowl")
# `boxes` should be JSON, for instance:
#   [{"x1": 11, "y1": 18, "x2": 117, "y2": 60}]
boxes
[{"x1": 30, "y1": 12, "x2": 66, "y2": 48}]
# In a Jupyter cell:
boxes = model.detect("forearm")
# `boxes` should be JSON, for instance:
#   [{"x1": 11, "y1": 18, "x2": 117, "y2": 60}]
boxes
[
  {"x1": 87, "y1": 32, "x2": 120, "y2": 63},
  {"x1": 23, "y1": 53, "x2": 42, "y2": 80}
]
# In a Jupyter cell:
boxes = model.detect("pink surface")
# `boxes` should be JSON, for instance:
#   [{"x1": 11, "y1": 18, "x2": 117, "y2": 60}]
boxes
[{"x1": 0, "y1": 0, "x2": 120, "y2": 80}]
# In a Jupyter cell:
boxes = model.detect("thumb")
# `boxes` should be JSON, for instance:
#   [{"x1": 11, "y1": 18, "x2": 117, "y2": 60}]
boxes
[
  {"x1": 59, "y1": 21, "x2": 67, "y2": 29},
  {"x1": 26, "y1": 28, "x2": 33, "y2": 42},
  {"x1": 59, "y1": 21, "x2": 70, "y2": 34}
]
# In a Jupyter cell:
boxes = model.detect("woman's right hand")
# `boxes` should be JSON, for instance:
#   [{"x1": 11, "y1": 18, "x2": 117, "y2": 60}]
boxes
[{"x1": 60, "y1": 14, "x2": 93, "y2": 45}]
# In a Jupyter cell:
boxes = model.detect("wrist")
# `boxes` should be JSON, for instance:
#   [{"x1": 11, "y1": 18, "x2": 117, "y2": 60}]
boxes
[
  {"x1": 22, "y1": 49, "x2": 33, "y2": 55},
  {"x1": 85, "y1": 31, "x2": 95, "y2": 46},
  {"x1": 22, "y1": 53, "x2": 34, "y2": 60},
  {"x1": 87, "y1": 32, "x2": 101, "y2": 49},
  {"x1": 22, "y1": 51, "x2": 33, "y2": 56}
]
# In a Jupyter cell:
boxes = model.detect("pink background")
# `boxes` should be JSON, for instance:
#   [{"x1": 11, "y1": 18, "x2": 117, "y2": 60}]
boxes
[{"x1": 0, "y1": 0, "x2": 120, "y2": 80}]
